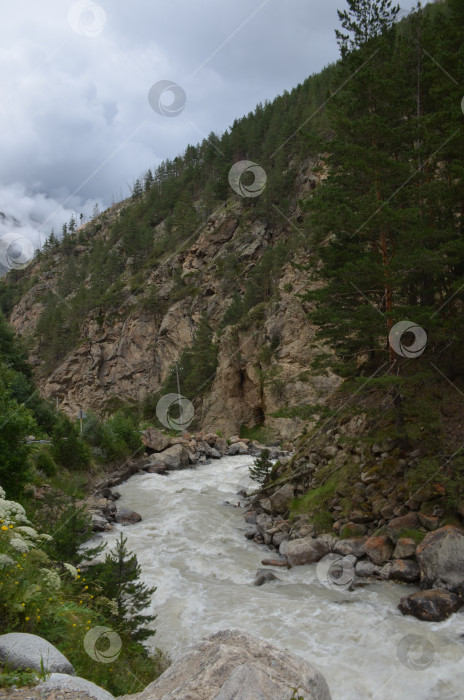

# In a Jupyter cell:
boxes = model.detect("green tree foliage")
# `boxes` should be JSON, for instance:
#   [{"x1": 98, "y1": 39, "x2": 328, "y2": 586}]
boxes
[
  {"x1": 52, "y1": 414, "x2": 91, "y2": 470},
  {"x1": 336, "y1": 0, "x2": 400, "y2": 57},
  {"x1": 94, "y1": 533, "x2": 156, "y2": 642},
  {"x1": 82, "y1": 411, "x2": 142, "y2": 462},
  {"x1": 249, "y1": 449, "x2": 273, "y2": 485}
]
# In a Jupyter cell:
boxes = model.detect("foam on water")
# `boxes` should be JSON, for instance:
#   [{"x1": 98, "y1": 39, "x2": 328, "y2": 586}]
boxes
[{"x1": 96, "y1": 455, "x2": 464, "y2": 700}]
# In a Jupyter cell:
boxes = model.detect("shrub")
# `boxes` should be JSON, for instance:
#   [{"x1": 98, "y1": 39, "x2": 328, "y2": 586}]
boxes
[
  {"x1": 52, "y1": 414, "x2": 91, "y2": 470},
  {"x1": 249, "y1": 449, "x2": 273, "y2": 485},
  {"x1": 32, "y1": 446, "x2": 57, "y2": 477}
]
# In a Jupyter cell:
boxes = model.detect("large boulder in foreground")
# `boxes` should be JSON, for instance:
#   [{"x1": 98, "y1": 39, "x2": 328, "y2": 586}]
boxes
[
  {"x1": 415, "y1": 525, "x2": 464, "y2": 591},
  {"x1": 0, "y1": 633, "x2": 75, "y2": 675},
  {"x1": 280, "y1": 537, "x2": 330, "y2": 566},
  {"x1": 399, "y1": 589, "x2": 462, "y2": 621},
  {"x1": 121, "y1": 630, "x2": 331, "y2": 700},
  {"x1": 269, "y1": 483, "x2": 295, "y2": 515},
  {"x1": 40, "y1": 673, "x2": 114, "y2": 700}
]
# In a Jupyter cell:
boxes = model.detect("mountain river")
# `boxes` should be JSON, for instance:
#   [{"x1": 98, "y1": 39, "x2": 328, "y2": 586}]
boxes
[{"x1": 96, "y1": 455, "x2": 464, "y2": 700}]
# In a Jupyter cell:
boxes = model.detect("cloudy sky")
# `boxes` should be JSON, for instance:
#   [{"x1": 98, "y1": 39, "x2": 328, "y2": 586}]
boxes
[{"x1": 0, "y1": 0, "x2": 422, "y2": 260}]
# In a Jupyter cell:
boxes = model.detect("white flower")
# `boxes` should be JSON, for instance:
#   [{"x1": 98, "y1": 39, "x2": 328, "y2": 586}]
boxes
[
  {"x1": 39, "y1": 568, "x2": 61, "y2": 591},
  {"x1": 15, "y1": 526, "x2": 39, "y2": 540},
  {"x1": 38, "y1": 533, "x2": 54, "y2": 542},
  {"x1": 63, "y1": 563, "x2": 78, "y2": 579},
  {"x1": 9, "y1": 537, "x2": 31, "y2": 553},
  {"x1": 0, "y1": 553, "x2": 15, "y2": 568}
]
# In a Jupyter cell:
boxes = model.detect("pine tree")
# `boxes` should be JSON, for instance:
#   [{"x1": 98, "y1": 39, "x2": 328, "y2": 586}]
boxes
[
  {"x1": 249, "y1": 449, "x2": 273, "y2": 485},
  {"x1": 96, "y1": 533, "x2": 156, "y2": 642},
  {"x1": 336, "y1": 0, "x2": 400, "y2": 57}
]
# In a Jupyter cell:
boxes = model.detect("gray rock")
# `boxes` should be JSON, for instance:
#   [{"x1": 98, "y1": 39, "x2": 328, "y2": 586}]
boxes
[
  {"x1": 91, "y1": 513, "x2": 109, "y2": 532},
  {"x1": 380, "y1": 559, "x2": 420, "y2": 582},
  {"x1": 393, "y1": 537, "x2": 417, "y2": 559},
  {"x1": 114, "y1": 509, "x2": 142, "y2": 525},
  {"x1": 355, "y1": 560, "x2": 380, "y2": 578},
  {"x1": 40, "y1": 673, "x2": 114, "y2": 700},
  {"x1": 142, "y1": 428, "x2": 171, "y2": 453},
  {"x1": 332, "y1": 537, "x2": 367, "y2": 558},
  {"x1": 156, "y1": 444, "x2": 190, "y2": 469},
  {"x1": 227, "y1": 441, "x2": 249, "y2": 455},
  {"x1": 280, "y1": 537, "x2": 330, "y2": 567},
  {"x1": 210, "y1": 448, "x2": 222, "y2": 459},
  {"x1": 254, "y1": 569, "x2": 280, "y2": 586},
  {"x1": 272, "y1": 531, "x2": 289, "y2": 547},
  {"x1": 269, "y1": 483, "x2": 294, "y2": 515},
  {"x1": 416, "y1": 525, "x2": 464, "y2": 592},
  {"x1": 0, "y1": 633, "x2": 75, "y2": 675},
  {"x1": 120, "y1": 629, "x2": 332, "y2": 700}
]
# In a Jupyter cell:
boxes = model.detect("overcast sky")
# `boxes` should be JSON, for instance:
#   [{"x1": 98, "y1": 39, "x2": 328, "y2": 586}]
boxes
[{"x1": 0, "y1": 0, "x2": 422, "y2": 258}]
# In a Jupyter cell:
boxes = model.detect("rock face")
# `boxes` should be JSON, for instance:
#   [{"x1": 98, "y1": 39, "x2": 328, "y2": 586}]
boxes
[
  {"x1": 121, "y1": 629, "x2": 332, "y2": 700},
  {"x1": 415, "y1": 525, "x2": 464, "y2": 591},
  {"x1": 0, "y1": 633, "x2": 75, "y2": 675},
  {"x1": 280, "y1": 537, "x2": 330, "y2": 567},
  {"x1": 40, "y1": 673, "x2": 114, "y2": 700},
  {"x1": 399, "y1": 589, "x2": 463, "y2": 621}
]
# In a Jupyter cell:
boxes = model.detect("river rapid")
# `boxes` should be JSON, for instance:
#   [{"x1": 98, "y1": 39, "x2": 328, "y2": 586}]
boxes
[{"x1": 96, "y1": 455, "x2": 464, "y2": 700}]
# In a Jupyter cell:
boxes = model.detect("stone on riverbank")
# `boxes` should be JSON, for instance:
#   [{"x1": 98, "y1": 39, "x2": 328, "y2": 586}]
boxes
[
  {"x1": 0, "y1": 633, "x2": 75, "y2": 675},
  {"x1": 415, "y1": 525, "x2": 464, "y2": 592},
  {"x1": 280, "y1": 536, "x2": 330, "y2": 566},
  {"x1": 155, "y1": 444, "x2": 190, "y2": 469},
  {"x1": 119, "y1": 629, "x2": 332, "y2": 700},
  {"x1": 40, "y1": 673, "x2": 114, "y2": 700}
]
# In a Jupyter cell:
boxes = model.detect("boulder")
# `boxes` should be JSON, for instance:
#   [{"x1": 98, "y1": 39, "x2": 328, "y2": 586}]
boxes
[
  {"x1": 144, "y1": 463, "x2": 169, "y2": 474},
  {"x1": 91, "y1": 514, "x2": 110, "y2": 532},
  {"x1": 156, "y1": 444, "x2": 190, "y2": 469},
  {"x1": 215, "y1": 438, "x2": 229, "y2": 454},
  {"x1": 114, "y1": 509, "x2": 142, "y2": 525},
  {"x1": 385, "y1": 513, "x2": 419, "y2": 543},
  {"x1": 254, "y1": 569, "x2": 280, "y2": 586},
  {"x1": 355, "y1": 560, "x2": 380, "y2": 578},
  {"x1": 228, "y1": 441, "x2": 249, "y2": 455},
  {"x1": 399, "y1": 589, "x2": 463, "y2": 622},
  {"x1": 261, "y1": 558, "x2": 289, "y2": 568},
  {"x1": 380, "y1": 559, "x2": 420, "y2": 583},
  {"x1": 415, "y1": 525, "x2": 464, "y2": 592},
  {"x1": 269, "y1": 483, "x2": 295, "y2": 515},
  {"x1": 40, "y1": 673, "x2": 114, "y2": 700},
  {"x1": 418, "y1": 513, "x2": 439, "y2": 531},
  {"x1": 118, "y1": 629, "x2": 332, "y2": 700},
  {"x1": 393, "y1": 537, "x2": 416, "y2": 559},
  {"x1": 0, "y1": 633, "x2": 75, "y2": 675},
  {"x1": 332, "y1": 537, "x2": 367, "y2": 558},
  {"x1": 272, "y1": 531, "x2": 289, "y2": 547},
  {"x1": 280, "y1": 537, "x2": 330, "y2": 567},
  {"x1": 142, "y1": 428, "x2": 171, "y2": 453},
  {"x1": 210, "y1": 447, "x2": 222, "y2": 459},
  {"x1": 365, "y1": 535, "x2": 394, "y2": 565}
]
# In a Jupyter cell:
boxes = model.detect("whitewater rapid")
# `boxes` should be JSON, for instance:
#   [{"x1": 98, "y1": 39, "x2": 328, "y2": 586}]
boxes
[{"x1": 96, "y1": 455, "x2": 464, "y2": 700}]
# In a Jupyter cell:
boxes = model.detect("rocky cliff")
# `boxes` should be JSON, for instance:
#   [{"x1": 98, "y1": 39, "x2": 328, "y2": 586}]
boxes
[{"x1": 6, "y1": 159, "x2": 340, "y2": 440}]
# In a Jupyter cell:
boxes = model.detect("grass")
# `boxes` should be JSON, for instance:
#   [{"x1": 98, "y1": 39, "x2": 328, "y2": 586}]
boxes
[
  {"x1": 239, "y1": 424, "x2": 275, "y2": 445},
  {"x1": 290, "y1": 477, "x2": 337, "y2": 518},
  {"x1": 396, "y1": 529, "x2": 426, "y2": 544}
]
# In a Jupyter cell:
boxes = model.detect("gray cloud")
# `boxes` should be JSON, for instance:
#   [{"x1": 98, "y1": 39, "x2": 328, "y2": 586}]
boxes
[{"x1": 0, "y1": 0, "x2": 423, "y2": 248}]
